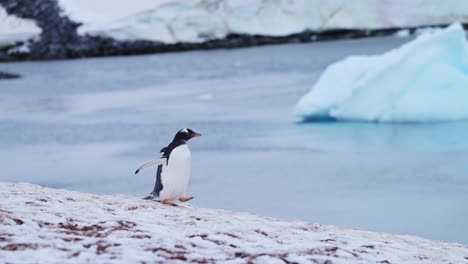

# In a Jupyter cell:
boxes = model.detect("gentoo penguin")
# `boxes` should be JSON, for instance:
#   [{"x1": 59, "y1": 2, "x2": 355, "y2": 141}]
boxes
[{"x1": 134, "y1": 128, "x2": 201, "y2": 206}]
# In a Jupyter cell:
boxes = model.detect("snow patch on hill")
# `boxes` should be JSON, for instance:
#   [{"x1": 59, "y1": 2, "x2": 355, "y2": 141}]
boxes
[
  {"x1": 0, "y1": 6, "x2": 41, "y2": 48},
  {"x1": 1, "y1": 182, "x2": 467, "y2": 263}
]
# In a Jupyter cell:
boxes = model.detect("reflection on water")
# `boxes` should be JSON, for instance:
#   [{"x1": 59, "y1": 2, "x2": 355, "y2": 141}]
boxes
[{"x1": 0, "y1": 37, "x2": 467, "y2": 244}]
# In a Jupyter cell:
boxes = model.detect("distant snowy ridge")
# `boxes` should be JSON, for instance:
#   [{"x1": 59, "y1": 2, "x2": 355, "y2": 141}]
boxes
[
  {"x1": 296, "y1": 23, "x2": 468, "y2": 123},
  {"x1": 58, "y1": 0, "x2": 468, "y2": 44},
  {"x1": 1, "y1": 182, "x2": 467, "y2": 263}
]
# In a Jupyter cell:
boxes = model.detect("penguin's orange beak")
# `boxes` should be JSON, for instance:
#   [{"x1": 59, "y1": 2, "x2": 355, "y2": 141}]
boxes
[{"x1": 192, "y1": 133, "x2": 202, "y2": 137}]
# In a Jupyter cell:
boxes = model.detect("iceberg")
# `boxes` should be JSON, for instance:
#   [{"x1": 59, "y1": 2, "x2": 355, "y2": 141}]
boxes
[{"x1": 295, "y1": 23, "x2": 468, "y2": 123}]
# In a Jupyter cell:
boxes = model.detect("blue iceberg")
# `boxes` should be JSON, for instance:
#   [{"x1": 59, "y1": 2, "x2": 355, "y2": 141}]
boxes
[{"x1": 295, "y1": 23, "x2": 468, "y2": 122}]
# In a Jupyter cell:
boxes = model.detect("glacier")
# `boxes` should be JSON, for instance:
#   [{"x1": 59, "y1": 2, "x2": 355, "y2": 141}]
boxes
[
  {"x1": 57, "y1": 0, "x2": 468, "y2": 44},
  {"x1": 2, "y1": 0, "x2": 468, "y2": 49},
  {"x1": 295, "y1": 23, "x2": 468, "y2": 123}
]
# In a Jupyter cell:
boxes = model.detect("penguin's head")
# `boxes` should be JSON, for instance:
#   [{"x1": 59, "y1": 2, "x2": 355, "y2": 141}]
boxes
[{"x1": 175, "y1": 128, "x2": 202, "y2": 141}]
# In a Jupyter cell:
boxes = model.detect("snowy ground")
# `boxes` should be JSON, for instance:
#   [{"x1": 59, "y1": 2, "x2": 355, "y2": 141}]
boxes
[{"x1": 1, "y1": 182, "x2": 467, "y2": 263}]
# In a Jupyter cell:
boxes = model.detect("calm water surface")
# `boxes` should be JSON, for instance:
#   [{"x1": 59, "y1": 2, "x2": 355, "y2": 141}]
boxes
[{"x1": 1, "y1": 37, "x2": 467, "y2": 244}]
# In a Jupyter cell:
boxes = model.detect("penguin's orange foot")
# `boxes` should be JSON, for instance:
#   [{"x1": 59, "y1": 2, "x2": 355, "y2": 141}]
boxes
[
  {"x1": 162, "y1": 199, "x2": 178, "y2": 206},
  {"x1": 178, "y1": 197, "x2": 194, "y2": 202}
]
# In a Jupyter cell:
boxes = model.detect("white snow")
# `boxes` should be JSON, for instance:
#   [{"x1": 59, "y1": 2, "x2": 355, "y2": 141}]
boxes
[
  {"x1": 394, "y1": 29, "x2": 411, "y2": 38},
  {"x1": 0, "y1": 6, "x2": 41, "y2": 48},
  {"x1": 57, "y1": 0, "x2": 468, "y2": 44},
  {"x1": 295, "y1": 23, "x2": 468, "y2": 123},
  {"x1": 1, "y1": 182, "x2": 467, "y2": 263},
  {"x1": 7, "y1": 43, "x2": 30, "y2": 54}
]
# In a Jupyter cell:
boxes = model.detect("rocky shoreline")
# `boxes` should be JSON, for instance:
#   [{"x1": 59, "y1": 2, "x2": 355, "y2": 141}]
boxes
[
  {"x1": 0, "y1": 29, "x2": 424, "y2": 62},
  {"x1": 1, "y1": 0, "x2": 467, "y2": 62}
]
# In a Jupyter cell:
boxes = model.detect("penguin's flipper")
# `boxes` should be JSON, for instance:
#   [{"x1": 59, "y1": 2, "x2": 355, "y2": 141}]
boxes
[{"x1": 135, "y1": 158, "x2": 167, "y2": 174}]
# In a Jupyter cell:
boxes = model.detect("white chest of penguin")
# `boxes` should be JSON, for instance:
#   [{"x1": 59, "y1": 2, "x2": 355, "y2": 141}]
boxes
[{"x1": 159, "y1": 144, "x2": 191, "y2": 200}]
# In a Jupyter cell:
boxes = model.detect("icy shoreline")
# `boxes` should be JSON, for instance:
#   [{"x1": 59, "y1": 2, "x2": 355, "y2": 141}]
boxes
[{"x1": 0, "y1": 182, "x2": 467, "y2": 263}]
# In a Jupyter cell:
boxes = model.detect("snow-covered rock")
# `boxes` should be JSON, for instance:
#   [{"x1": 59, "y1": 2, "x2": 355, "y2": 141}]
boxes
[
  {"x1": 1, "y1": 182, "x2": 467, "y2": 263},
  {"x1": 57, "y1": 0, "x2": 468, "y2": 44},
  {"x1": 295, "y1": 23, "x2": 468, "y2": 123},
  {"x1": 0, "y1": 6, "x2": 41, "y2": 48}
]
